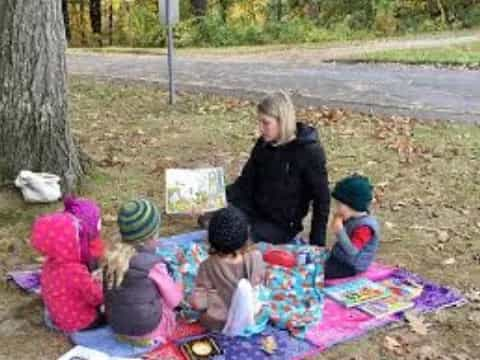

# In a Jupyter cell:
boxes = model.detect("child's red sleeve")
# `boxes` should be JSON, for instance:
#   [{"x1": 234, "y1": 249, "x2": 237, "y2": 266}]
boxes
[{"x1": 351, "y1": 226, "x2": 374, "y2": 250}]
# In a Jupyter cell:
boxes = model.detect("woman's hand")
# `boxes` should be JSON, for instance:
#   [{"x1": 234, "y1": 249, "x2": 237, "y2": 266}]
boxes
[{"x1": 189, "y1": 206, "x2": 203, "y2": 218}]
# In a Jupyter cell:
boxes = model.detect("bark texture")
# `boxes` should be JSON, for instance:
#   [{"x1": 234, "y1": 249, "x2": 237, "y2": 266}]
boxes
[{"x1": 0, "y1": 0, "x2": 83, "y2": 191}]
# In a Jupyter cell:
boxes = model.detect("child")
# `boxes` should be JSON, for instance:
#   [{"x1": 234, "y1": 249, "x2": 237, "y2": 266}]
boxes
[
  {"x1": 63, "y1": 196, "x2": 105, "y2": 271},
  {"x1": 325, "y1": 175, "x2": 380, "y2": 279},
  {"x1": 31, "y1": 212, "x2": 104, "y2": 333},
  {"x1": 191, "y1": 206, "x2": 266, "y2": 335},
  {"x1": 103, "y1": 199, "x2": 182, "y2": 345}
]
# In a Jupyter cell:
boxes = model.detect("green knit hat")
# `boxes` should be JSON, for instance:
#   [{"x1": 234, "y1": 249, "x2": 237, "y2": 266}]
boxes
[
  {"x1": 117, "y1": 199, "x2": 161, "y2": 243},
  {"x1": 332, "y1": 175, "x2": 373, "y2": 212}
]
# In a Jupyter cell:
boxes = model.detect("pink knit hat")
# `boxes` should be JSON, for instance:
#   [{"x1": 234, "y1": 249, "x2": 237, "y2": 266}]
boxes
[{"x1": 63, "y1": 196, "x2": 101, "y2": 264}]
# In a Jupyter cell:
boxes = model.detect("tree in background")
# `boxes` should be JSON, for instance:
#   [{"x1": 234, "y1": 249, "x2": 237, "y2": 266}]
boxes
[
  {"x1": 0, "y1": 0, "x2": 84, "y2": 191},
  {"x1": 191, "y1": 0, "x2": 208, "y2": 16},
  {"x1": 90, "y1": 0, "x2": 102, "y2": 35},
  {"x1": 62, "y1": 0, "x2": 71, "y2": 41}
]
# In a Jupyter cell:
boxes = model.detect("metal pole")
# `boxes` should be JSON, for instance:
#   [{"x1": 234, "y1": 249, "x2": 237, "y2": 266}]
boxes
[{"x1": 166, "y1": 0, "x2": 175, "y2": 105}]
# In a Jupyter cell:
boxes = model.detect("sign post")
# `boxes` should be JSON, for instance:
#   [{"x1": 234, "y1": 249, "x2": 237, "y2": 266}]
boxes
[{"x1": 159, "y1": 0, "x2": 179, "y2": 105}]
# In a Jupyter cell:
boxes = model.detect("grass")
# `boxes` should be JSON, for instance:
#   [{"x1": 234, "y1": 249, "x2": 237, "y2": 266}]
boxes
[
  {"x1": 1, "y1": 77, "x2": 480, "y2": 359},
  {"x1": 67, "y1": 29, "x2": 480, "y2": 58},
  {"x1": 349, "y1": 41, "x2": 480, "y2": 67}
]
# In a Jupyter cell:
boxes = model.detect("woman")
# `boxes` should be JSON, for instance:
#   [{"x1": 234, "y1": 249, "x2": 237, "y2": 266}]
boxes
[{"x1": 225, "y1": 91, "x2": 330, "y2": 246}]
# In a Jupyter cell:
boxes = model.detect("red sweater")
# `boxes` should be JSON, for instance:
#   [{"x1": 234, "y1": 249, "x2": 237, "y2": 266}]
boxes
[{"x1": 350, "y1": 225, "x2": 374, "y2": 250}]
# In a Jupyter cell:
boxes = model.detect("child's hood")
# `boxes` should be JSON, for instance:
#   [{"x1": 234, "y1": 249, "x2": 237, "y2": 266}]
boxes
[{"x1": 31, "y1": 212, "x2": 82, "y2": 263}]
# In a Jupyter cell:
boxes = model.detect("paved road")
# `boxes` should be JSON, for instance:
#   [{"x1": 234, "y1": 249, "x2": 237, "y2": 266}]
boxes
[{"x1": 67, "y1": 52, "x2": 480, "y2": 123}]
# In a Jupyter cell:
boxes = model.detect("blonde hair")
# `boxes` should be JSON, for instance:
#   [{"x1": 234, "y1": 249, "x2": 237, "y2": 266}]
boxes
[
  {"x1": 103, "y1": 242, "x2": 137, "y2": 289},
  {"x1": 257, "y1": 91, "x2": 297, "y2": 145}
]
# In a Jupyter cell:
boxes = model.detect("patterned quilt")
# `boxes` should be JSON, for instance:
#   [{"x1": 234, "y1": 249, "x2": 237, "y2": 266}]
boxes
[{"x1": 155, "y1": 240, "x2": 327, "y2": 337}]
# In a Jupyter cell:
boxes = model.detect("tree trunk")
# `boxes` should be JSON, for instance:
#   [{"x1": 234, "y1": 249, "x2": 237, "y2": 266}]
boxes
[
  {"x1": 80, "y1": 0, "x2": 87, "y2": 45},
  {"x1": 191, "y1": 0, "x2": 208, "y2": 17},
  {"x1": 436, "y1": 0, "x2": 447, "y2": 25},
  {"x1": 62, "y1": 0, "x2": 71, "y2": 41},
  {"x1": 0, "y1": 0, "x2": 84, "y2": 191},
  {"x1": 219, "y1": 0, "x2": 230, "y2": 22},
  {"x1": 89, "y1": 0, "x2": 102, "y2": 34},
  {"x1": 109, "y1": 0, "x2": 113, "y2": 46}
]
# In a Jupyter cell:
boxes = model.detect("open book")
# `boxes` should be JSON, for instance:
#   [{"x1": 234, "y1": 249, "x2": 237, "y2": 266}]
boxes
[
  {"x1": 323, "y1": 279, "x2": 391, "y2": 308},
  {"x1": 357, "y1": 278, "x2": 423, "y2": 318},
  {"x1": 57, "y1": 346, "x2": 141, "y2": 360},
  {"x1": 358, "y1": 295, "x2": 415, "y2": 318},
  {"x1": 166, "y1": 168, "x2": 227, "y2": 214}
]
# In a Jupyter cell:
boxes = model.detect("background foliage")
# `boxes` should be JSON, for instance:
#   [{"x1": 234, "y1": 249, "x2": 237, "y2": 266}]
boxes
[{"x1": 67, "y1": 0, "x2": 480, "y2": 47}]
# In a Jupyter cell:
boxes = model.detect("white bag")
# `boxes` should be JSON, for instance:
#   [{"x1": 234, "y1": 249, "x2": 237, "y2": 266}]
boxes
[
  {"x1": 14, "y1": 170, "x2": 62, "y2": 203},
  {"x1": 222, "y1": 279, "x2": 256, "y2": 336}
]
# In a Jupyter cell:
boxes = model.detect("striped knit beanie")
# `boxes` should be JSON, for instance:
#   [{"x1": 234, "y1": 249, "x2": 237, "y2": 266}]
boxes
[{"x1": 117, "y1": 199, "x2": 161, "y2": 243}]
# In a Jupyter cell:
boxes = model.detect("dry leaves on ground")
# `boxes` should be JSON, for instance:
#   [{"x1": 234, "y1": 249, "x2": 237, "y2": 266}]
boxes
[{"x1": 405, "y1": 313, "x2": 429, "y2": 336}]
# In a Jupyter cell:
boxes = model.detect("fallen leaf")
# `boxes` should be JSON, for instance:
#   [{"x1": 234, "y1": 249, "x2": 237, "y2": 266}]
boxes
[
  {"x1": 261, "y1": 335, "x2": 278, "y2": 355},
  {"x1": 383, "y1": 335, "x2": 402, "y2": 354},
  {"x1": 450, "y1": 353, "x2": 471, "y2": 360},
  {"x1": 385, "y1": 221, "x2": 395, "y2": 229},
  {"x1": 405, "y1": 313, "x2": 429, "y2": 336},
  {"x1": 460, "y1": 209, "x2": 470, "y2": 216},
  {"x1": 466, "y1": 288, "x2": 480, "y2": 303},
  {"x1": 416, "y1": 345, "x2": 439, "y2": 360},
  {"x1": 467, "y1": 311, "x2": 480, "y2": 325},
  {"x1": 442, "y1": 257, "x2": 456, "y2": 266},
  {"x1": 431, "y1": 243, "x2": 445, "y2": 252},
  {"x1": 437, "y1": 230, "x2": 450, "y2": 243}
]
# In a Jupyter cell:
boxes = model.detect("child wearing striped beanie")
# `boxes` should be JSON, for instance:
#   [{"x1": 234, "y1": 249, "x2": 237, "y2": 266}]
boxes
[{"x1": 104, "y1": 199, "x2": 183, "y2": 345}]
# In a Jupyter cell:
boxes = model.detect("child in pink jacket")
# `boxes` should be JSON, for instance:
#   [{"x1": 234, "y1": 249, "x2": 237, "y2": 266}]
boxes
[
  {"x1": 31, "y1": 212, "x2": 104, "y2": 333},
  {"x1": 104, "y1": 199, "x2": 183, "y2": 346},
  {"x1": 63, "y1": 196, "x2": 105, "y2": 271}
]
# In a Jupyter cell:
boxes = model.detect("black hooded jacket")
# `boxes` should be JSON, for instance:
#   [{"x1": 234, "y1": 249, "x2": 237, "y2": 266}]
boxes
[{"x1": 227, "y1": 123, "x2": 330, "y2": 246}]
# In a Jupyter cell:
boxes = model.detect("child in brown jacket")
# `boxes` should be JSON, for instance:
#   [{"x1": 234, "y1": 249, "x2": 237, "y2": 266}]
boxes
[{"x1": 190, "y1": 206, "x2": 266, "y2": 334}]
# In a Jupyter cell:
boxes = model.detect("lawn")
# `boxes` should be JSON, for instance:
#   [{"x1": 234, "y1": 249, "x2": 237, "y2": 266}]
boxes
[
  {"x1": 0, "y1": 77, "x2": 479, "y2": 359},
  {"x1": 67, "y1": 30, "x2": 480, "y2": 59},
  {"x1": 349, "y1": 41, "x2": 480, "y2": 68}
]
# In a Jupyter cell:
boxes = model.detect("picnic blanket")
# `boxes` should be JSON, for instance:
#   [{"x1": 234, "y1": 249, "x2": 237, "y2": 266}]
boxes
[
  {"x1": 145, "y1": 326, "x2": 318, "y2": 360},
  {"x1": 6, "y1": 268, "x2": 41, "y2": 294},
  {"x1": 70, "y1": 326, "x2": 159, "y2": 357},
  {"x1": 156, "y1": 237, "x2": 327, "y2": 337},
  {"x1": 305, "y1": 265, "x2": 467, "y2": 349},
  {"x1": 8, "y1": 231, "x2": 467, "y2": 359}
]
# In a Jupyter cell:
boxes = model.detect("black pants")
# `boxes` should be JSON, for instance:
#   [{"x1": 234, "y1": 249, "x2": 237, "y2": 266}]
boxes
[
  {"x1": 250, "y1": 218, "x2": 294, "y2": 245},
  {"x1": 201, "y1": 200, "x2": 296, "y2": 245},
  {"x1": 324, "y1": 255, "x2": 357, "y2": 280}
]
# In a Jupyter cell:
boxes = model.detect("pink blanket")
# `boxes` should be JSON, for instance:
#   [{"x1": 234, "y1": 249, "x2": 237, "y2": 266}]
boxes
[{"x1": 307, "y1": 262, "x2": 397, "y2": 349}]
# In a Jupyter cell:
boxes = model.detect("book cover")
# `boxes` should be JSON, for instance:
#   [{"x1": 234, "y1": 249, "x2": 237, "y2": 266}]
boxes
[
  {"x1": 323, "y1": 279, "x2": 391, "y2": 307},
  {"x1": 380, "y1": 278, "x2": 423, "y2": 300},
  {"x1": 165, "y1": 168, "x2": 227, "y2": 214},
  {"x1": 358, "y1": 295, "x2": 415, "y2": 318}
]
